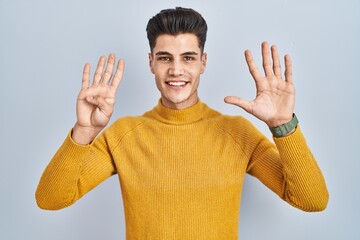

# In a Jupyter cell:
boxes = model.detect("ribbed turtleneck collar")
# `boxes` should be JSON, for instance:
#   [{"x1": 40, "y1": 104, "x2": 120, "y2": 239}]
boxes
[{"x1": 144, "y1": 99, "x2": 209, "y2": 125}]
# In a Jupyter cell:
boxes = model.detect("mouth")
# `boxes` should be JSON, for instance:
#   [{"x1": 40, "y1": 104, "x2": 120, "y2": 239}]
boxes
[{"x1": 165, "y1": 81, "x2": 189, "y2": 87}]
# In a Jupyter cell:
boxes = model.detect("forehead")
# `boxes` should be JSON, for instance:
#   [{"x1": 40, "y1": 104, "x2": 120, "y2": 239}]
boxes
[{"x1": 153, "y1": 33, "x2": 201, "y2": 54}]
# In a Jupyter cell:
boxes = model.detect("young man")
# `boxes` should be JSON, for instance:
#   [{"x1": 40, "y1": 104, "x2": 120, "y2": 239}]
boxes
[{"x1": 36, "y1": 7, "x2": 329, "y2": 239}]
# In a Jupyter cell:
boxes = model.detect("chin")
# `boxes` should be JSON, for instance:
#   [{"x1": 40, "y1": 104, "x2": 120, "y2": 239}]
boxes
[
  {"x1": 164, "y1": 93, "x2": 198, "y2": 108},
  {"x1": 168, "y1": 96, "x2": 189, "y2": 105}
]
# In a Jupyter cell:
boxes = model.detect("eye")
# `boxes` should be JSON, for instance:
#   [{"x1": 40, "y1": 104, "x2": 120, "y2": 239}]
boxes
[
  {"x1": 158, "y1": 57, "x2": 171, "y2": 61},
  {"x1": 184, "y1": 56, "x2": 193, "y2": 61}
]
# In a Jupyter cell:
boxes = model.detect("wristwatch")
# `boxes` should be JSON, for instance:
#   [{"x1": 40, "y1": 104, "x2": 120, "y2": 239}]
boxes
[{"x1": 269, "y1": 113, "x2": 298, "y2": 137}]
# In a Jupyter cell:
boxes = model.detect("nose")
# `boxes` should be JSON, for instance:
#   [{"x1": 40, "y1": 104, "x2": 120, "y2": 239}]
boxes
[{"x1": 168, "y1": 59, "x2": 184, "y2": 76}]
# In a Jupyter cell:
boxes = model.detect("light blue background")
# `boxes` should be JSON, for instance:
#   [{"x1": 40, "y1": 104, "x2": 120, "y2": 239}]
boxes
[{"x1": 1, "y1": 0, "x2": 359, "y2": 239}]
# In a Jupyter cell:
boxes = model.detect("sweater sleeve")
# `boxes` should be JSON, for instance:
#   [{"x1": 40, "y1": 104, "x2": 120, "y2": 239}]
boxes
[
  {"x1": 246, "y1": 125, "x2": 329, "y2": 212},
  {"x1": 35, "y1": 129, "x2": 117, "y2": 210}
]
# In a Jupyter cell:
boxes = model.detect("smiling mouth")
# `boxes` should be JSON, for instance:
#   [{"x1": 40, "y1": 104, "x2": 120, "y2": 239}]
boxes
[{"x1": 166, "y1": 81, "x2": 188, "y2": 87}]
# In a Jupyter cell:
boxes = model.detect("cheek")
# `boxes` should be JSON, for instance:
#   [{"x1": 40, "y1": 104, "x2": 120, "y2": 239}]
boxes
[
  {"x1": 153, "y1": 64, "x2": 167, "y2": 76},
  {"x1": 154, "y1": 70, "x2": 167, "y2": 85},
  {"x1": 190, "y1": 64, "x2": 205, "y2": 77}
]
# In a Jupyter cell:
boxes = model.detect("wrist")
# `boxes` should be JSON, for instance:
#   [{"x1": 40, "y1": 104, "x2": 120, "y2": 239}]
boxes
[
  {"x1": 72, "y1": 123, "x2": 101, "y2": 145},
  {"x1": 266, "y1": 115, "x2": 293, "y2": 128}
]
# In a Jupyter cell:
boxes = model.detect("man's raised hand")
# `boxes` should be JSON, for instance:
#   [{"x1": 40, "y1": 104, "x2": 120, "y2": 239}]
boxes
[
  {"x1": 72, "y1": 54, "x2": 125, "y2": 145},
  {"x1": 224, "y1": 42, "x2": 295, "y2": 128}
]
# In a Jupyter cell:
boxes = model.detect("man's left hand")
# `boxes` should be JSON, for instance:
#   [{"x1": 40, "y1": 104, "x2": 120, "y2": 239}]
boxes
[{"x1": 224, "y1": 41, "x2": 295, "y2": 127}]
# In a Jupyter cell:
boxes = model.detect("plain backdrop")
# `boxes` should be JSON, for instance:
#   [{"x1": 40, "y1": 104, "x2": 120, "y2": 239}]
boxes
[{"x1": 1, "y1": 0, "x2": 359, "y2": 239}]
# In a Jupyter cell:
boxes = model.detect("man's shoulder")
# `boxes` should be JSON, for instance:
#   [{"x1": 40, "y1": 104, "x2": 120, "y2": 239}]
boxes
[
  {"x1": 114, "y1": 115, "x2": 148, "y2": 124},
  {"x1": 199, "y1": 102, "x2": 256, "y2": 131},
  {"x1": 103, "y1": 115, "x2": 148, "y2": 137},
  {"x1": 213, "y1": 113, "x2": 251, "y2": 127},
  {"x1": 212, "y1": 113, "x2": 260, "y2": 137}
]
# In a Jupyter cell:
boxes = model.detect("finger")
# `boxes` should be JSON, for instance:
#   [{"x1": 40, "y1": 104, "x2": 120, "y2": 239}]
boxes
[
  {"x1": 284, "y1": 54, "x2": 293, "y2": 83},
  {"x1": 93, "y1": 56, "x2": 106, "y2": 85},
  {"x1": 224, "y1": 96, "x2": 253, "y2": 114},
  {"x1": 102, "y1": 53, "x2": 116, "y2": 85},
  {"x1": 261, "y1": 41, "x2": 274, "y2": 77},
  {"x1": 111, "y1": 59, "x2": 125, "y2": 89},
  {"x1": 245, "y1": 50, "x2": 262, "y2": 83},
  {"x1": 271, "y1": 45, "x2": 282, "y2": 78},
  {"x1": 81, "y1": 63, "x2": 90, "y2": 90}
]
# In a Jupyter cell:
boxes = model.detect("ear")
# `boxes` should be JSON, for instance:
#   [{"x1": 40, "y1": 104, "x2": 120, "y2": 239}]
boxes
[
  {"x1": 200, "y1": 52, "x2": 207, "y2": 74},
  {"x1": 148, "y1": 53, "x2": 155, "y2": 74}
]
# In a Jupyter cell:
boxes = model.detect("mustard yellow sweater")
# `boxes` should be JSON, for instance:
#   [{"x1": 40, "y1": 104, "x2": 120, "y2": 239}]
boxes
[{"x1": 36, "y1": 100, "x2": 329, "y2": 239}]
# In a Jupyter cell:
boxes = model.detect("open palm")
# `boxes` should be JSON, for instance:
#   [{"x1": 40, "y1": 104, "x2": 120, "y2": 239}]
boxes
[
  {"x1": 73, "y1": 54, "x2": 124, "y2": 144},
  {"x1": 225, "y1": 42, "x2": 295, "y2": 127}
]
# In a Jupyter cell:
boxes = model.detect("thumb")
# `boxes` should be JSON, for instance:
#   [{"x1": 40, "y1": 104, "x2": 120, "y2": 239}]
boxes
[
  {"x1": 85, "y1": 96, "x2": 98, "y2": 106},
  {"x1": 86, "y1": 96, "x2": 113, "y2": 117},
  {"x1": 86, "y1": 96, "x2": 108, "y2": 109},
  {"x1": 224, "y1": 96, "x2": 253, "y2": 113}
]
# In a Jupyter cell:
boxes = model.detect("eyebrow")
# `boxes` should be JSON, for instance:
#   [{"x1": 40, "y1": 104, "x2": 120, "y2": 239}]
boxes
[{"x1": 155, "y1": 51, "x2": 199, "y2": 56}]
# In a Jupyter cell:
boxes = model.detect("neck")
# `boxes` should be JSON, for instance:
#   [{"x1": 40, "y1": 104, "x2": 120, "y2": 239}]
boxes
[
  {"x1": 160, "y1": 93, "x2": 199, "y2": 110},
  {"x1": 144, "y1": 98, "x2": 210, "y2": 125}
]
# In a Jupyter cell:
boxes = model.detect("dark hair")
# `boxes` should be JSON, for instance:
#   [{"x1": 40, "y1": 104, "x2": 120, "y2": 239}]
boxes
[{"x1": 146, "y1": 7, "x2": 208, "y2": 53}]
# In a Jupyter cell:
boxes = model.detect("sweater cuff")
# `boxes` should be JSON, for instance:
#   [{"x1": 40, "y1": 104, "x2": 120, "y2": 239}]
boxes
[
  {"x1": 54, "y1": 129, "x2": 91, "y2": 164},
  {"x1": 273, "y1": 125, "x2": 303, "y2": 145}
]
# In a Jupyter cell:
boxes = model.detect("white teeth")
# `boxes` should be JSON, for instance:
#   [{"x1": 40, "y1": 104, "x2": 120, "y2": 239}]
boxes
[{"x1": 168, "y1": 82, "x2": 186, "y2": 86}]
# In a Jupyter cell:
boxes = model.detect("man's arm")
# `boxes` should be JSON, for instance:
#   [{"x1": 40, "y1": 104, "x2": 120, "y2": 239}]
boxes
[
  {"x1": 36, "y1": 54, "x2": 125, "y2": 210},
  {"x1": 246, "y1": 124, "x2": 329, "y2": 211},
  {"x1": 224, "y1": 42, "x2": 329, "y2": 211}
]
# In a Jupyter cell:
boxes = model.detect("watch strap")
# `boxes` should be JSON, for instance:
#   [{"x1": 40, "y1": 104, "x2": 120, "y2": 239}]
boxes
[{"x1": 269, "y1": 113, "x2": 299, "y2": 137}]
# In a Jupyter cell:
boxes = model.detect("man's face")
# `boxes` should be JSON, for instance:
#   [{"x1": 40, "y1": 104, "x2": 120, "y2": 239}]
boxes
[{"x1": 149, "y1": 33, "x2": 207, "y2": 110}]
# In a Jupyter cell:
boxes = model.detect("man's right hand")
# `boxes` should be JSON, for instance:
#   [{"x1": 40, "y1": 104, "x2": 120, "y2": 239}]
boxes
[{"x1": 72, "y1": 54, "x2": 125, "y2": 145}]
